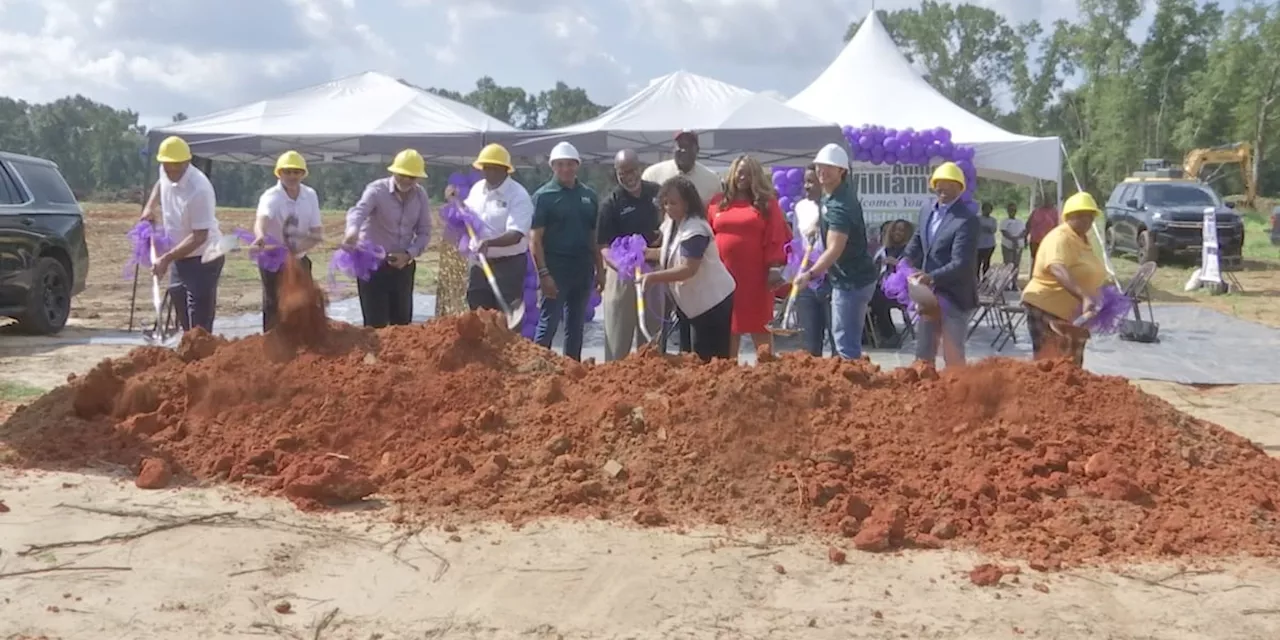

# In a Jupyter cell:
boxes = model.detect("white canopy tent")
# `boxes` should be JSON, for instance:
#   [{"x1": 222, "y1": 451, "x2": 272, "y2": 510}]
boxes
[
  {"x1": 147, "y1": 71, "x2": 519, "y2": 165},
  {"x1": 787, "y1": 13, "x2": 1061, "y2": 185},
  {"x1": 509, "y1": 71, "x2": 844, "y2": 165}
]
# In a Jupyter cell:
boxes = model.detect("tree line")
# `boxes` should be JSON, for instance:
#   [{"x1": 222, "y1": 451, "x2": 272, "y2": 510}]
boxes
[{"x1": 0, "y1": 0, "x2": 1275, "y2": 210}]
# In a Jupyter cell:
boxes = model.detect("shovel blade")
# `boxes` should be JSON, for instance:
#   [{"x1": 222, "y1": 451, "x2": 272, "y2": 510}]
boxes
[
  {"x1": 202, "y1": 234, "x2": 240, "y2": 264},
  {"x1": 505, "y1": 299, "x2": 525, "y2": 331}
]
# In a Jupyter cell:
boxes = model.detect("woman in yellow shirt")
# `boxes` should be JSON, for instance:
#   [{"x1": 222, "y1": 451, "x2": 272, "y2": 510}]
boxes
[{"x1": 1020, "y1": 192, "x2": 1106, "y2": 366}]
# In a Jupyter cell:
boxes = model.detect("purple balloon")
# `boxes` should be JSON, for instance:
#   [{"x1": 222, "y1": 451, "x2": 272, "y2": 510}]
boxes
[
  {"x1": 778, "y1": 195, "x2": 794, "y2": 212},
  {"x1": 957, "y1": 159, "x2": 975, "y2": 173},
  {"x1": 842, "y1": 125, "x2": 854, "y2": 136},
  {"x1": 773, "y1": 174, "x2": 787, "y2": 191},
  {"x1": 870, "y1": 145, "x2": 884, "y2": 159},
  {"x1": 937, "y1": 128, "x2": 952, "y2": 144},
  {"x1": 786, "y1": 168, "x2": 803, "y2": 184},
  {"x1": 855, "y1": 149, "x2": 872, "y2": 162},
  {"x1": 939, "y1": 141, "x2": 955, "y2": 158},
  {"x1": 884, "y1": 152, "x2": 898, "y2": 164},
  {"x1": 885, "y1": 128, "x2": 898, "y2": 139},
  {"x1": 858, "y1": 135, "x2": 873, "y2": 149},
  {"x1": 883, "y1": 138, "x2": 900, "y2": 152},
  {"x1": 870, "y1": 156, "x2": 884, "y2": 165}
]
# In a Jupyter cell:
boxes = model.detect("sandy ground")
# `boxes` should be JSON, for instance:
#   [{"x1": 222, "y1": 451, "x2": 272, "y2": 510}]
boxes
[
  {"x1": 3, "y1": 471, "x2": 1280, "y2": 640},
  {"x1": 2, "y1": 344, "x2": 1280, "y2": 638},
  {"x1": 3, "y1": 205, "x2": 1280, "y2": 637}
]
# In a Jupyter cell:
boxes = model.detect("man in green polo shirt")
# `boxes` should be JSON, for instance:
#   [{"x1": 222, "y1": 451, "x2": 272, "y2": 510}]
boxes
[
  {"x1": 794, "y1": 143, "x2": 878, "y2": 359},
  {"x1": 531, "y1": 141, "x2": 604, "y2": 361}
]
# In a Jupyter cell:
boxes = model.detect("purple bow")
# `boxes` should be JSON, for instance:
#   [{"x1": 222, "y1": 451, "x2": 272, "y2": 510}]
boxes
[
  {"x1": 1079, "y1": 284, "x2": 1130, "y2": 334},
  {"x1": 327, "y1": 240, "x2": 386, "y2": 289},
  {"x1": 231, "y1": 228, "x2": 290, "y2": 273},
  {"x1": 782, "y1": 235, "x2": 825, "y2": 289},
  {"x1": 123, "y1": 222, "x2": 173, "y2": 278},
  {"x1": 608, "y1": 234, "x2": 649, "y2": 282}
]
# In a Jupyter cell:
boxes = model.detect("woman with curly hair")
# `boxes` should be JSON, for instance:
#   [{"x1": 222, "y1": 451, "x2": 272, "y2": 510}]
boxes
[{"x1": 711, "y1": 154, "x2": 791, "y2": 357}]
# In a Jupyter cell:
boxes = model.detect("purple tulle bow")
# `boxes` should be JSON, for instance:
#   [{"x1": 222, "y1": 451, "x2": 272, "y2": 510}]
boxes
[
  {"x1": 782, "y1": 235, "x2": 825, "y2": 289},
  {"x1": 123, "y1": 222, "x2": 172, "y2": 278},
  {"x1": 438, "y1": 199, "x2": 488, "y2": 258},
  {"x1": 231, "y1": 228, "x2": 289, "y2": 273},
  {"x1": 327, "y1": 240, "x2": 386, "y2": 289},
  {"x1": 880, "y1": 259, "x2": 916, "y2": 309},
  {"x1": 1079, "y1": 284, "x2": 1130, "y2": 334},
  {"x1": 609, "y1": 234, "x2": 649, "y2": 282}
]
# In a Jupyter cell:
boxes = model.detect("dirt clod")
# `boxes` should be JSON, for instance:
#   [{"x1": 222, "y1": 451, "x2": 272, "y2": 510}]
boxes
[
  {"x1": 273, "y1": 601, "x2": 292, "y2": 614},
  {"x1": 2, "y1": 313, "x2": 1280, "y2": 566},
  {"x1": 135, "y1": 457, "x2": 172, "y2": 489}
]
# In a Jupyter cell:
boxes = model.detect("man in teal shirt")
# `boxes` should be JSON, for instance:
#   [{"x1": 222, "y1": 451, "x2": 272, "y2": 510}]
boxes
[
  {"x1": 794, "y1": 143, "x2": 878, "y2": 359},
  {"x1": 531, "y1": 141, "x2": 604, "y2": 360}
]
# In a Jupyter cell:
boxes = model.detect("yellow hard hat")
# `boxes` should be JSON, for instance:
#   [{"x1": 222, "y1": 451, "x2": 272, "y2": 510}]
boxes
[
  {"x1": 274, "y1": 150, "x2": 308, "y2": 177},
  {"x1": 387, "y1": 149, "x2": 427, "y2": 178},
  {"x1": 1062, "y1": 192, "x2": 1100, "y2": 218},
  {"x1": 930, "y1": 162, "x2": 966, "y2": 191},
  {"x1": 472, "y1": 143, "x2": 514, "y2": 173},
  {"x1": 156, "y1": 136, "x2": 192, "y2": 163}
]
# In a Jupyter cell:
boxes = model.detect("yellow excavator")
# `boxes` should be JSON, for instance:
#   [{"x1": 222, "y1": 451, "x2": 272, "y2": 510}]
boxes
[{"x1": 1183, "y1": 143, "x2": 1256, "y2": 208}]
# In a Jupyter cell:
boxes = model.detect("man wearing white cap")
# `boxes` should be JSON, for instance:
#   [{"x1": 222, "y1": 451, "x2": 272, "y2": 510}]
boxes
[
  {"x1": 530, "y1": 141, "x2": 603, "y2": 361},
  {"x1": 793, "y1": 143, "x2": 878, "y2": 360}
]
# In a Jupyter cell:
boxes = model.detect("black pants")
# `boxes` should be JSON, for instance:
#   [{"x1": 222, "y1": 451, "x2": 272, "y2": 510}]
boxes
[
  {"x1": 260, "y1": 256, "x2": 313, "y2": 332},
  {"x1": 466, "y1": 254, "x2": 527, "y2": 312},
  {"x1": 356, "y1": 260, "x2": 416, "y2": 328},
  {"x1": 659, "y1": 295, "x2": 693, "y2": 355},
  {"x1": 676, "y1": 293, "x2": 734, "y2": 362},
  {"x1": 168, "y1": 255, "x2": 224, "y2": 333},
  {"x1": 867, "y1": 284, "x2": 898, "y2": 341},
  {"x1": 977, "y1": 247, "x2": 995, "y2": 277}
]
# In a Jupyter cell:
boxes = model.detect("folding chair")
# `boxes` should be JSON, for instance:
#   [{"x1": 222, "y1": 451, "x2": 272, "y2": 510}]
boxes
[
  {"x1": 1119, "y1": 262, "x2": 1161, "y2": 343},
  {"x1": 968, "y1": 264, "x2": 1015, "y2": 338}
]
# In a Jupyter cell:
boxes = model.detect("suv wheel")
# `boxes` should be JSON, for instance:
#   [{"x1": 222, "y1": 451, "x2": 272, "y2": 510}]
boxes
[
  {"x1": 16, "y1": 257, "x2": 72, "y2": 335},
  {"x1": 1137, "y1": 230, "x2": 1160, "y2": 265}
]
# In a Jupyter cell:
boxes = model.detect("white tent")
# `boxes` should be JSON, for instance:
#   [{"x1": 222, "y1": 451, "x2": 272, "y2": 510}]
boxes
[
  {"x1": 509, "y1": 71, "x2": 843, "y2": 165},
  {"x1": 787, "y1": 13, "x2": 1061, "y2": 185},
  {"x1": 148, "y1": 71, "x2": 519, "y2": 165}
]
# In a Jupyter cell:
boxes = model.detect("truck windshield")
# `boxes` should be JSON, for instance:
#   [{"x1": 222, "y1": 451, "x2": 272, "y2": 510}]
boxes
[{"x1": 1145, "y1": 184, "x2": 1220, "y2": 208}]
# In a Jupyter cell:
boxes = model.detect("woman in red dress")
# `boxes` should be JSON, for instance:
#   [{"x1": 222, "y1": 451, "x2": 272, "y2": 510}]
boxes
[{"x1": 710, "y1": 154, "x2": 791, "y2": 357}]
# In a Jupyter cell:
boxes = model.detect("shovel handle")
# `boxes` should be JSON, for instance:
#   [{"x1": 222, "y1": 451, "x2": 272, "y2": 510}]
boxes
[
  {"x1": 465, "y1": 223, "x2": 514, "y2": 317},
  {"x1": 780, "y1": 251, "x2": 813, "y2": 323},
  {"x1": 635, "y1": 267, "x2": 652, "y2": 342}
]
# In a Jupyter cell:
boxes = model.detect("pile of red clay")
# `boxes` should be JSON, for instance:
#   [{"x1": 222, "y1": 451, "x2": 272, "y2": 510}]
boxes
[{"x1": 3, "y1": 310, "x2": 1280, "y2": 567}]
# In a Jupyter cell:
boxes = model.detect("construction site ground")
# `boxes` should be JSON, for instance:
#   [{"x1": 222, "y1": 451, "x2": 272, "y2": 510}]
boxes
[{"x1": 0, "y1": 203, "x2": 1279, "y2": 639}]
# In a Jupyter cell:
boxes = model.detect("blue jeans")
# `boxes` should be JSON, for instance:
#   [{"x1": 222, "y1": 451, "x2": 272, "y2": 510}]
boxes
[
  {"x1": 915, "y1": 303, "x2": 974, "y2": 368},
  {"x1": 795, "y1": 284, "x2": 832, "y2": 356},
  {"x1": 830, "y1": 281, "x2": 877, "y2": 360},
  {"x1": 535, "y1": 265, "x2": 592, "y2": 361}
]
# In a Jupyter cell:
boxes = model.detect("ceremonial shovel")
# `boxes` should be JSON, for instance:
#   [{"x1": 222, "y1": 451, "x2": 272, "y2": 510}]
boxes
[
  {"x1": 141, "y1": 239, "x2": 178, "y2": 345},
  {"x1": 769, "y1": 252, "x2": 810, "y2": 337},
  {"x1": 464, "y1": 222, "x2": 524, "y2": 331}
]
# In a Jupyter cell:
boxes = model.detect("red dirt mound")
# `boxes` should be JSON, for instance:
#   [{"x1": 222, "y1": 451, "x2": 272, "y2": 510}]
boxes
[{"x1": 3, "y1": 310, "x2": 1280, "y2": 566}]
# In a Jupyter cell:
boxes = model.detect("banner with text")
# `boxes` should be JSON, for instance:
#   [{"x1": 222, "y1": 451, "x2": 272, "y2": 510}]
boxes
[{"x1": 851, "y1": 162, "x2": 935, "y2": 234}]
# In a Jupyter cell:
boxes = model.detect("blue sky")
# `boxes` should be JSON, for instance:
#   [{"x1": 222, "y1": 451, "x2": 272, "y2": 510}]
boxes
[{"x1": 0, "y1": 0, "x2": 1237, "y2": 129}]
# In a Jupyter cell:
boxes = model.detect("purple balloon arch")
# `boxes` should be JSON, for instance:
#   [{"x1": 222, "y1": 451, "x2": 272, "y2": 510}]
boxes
[{"x1": 772, "y1": 125, "x2": 978, "y2": 222}]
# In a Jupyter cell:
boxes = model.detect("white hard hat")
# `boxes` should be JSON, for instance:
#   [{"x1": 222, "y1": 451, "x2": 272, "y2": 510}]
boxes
[
  {"x1": 549, "y1": 141, "x2": 581, "y2": 164},
  {"x1": 813, "y1": 143, "x2": 850, "y2": 168}
]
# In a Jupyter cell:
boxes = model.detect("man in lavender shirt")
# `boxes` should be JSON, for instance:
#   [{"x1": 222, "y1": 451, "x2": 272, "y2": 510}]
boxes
[{"x1": 343, "y1": 149, "x2": 432, "y2": 327}]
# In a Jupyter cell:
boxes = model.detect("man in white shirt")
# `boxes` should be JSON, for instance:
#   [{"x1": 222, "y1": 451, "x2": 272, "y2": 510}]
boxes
[
  {"x1": 641, "y1": 131, "x2": 722, "y2": 203},
  {"x1": 253, "y1": 150, "x2": 324, "y2": 331},
  {"x1": 999, "y1": 201, "x2": 1027, "y2": 286},
  {"x1": 463, "y1": 143, "x2": 534, "y2": 312},
  {"x1": 141, "y1": 135, "x2": 224, "y2": 333}
]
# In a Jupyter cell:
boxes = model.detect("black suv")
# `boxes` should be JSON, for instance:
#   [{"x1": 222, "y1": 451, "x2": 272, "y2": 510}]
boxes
[
  {"x1": 1104, "y1": 172, "x2": 1244, "y2": 266},
  {"x1": 0, "y1": 151, "x2": 90, "y2": 334}
]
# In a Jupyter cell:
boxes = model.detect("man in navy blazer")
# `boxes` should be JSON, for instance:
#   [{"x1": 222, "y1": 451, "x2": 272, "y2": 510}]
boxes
[{"x1": 903, "y1": 162, "x2": 979, "y2": 367}]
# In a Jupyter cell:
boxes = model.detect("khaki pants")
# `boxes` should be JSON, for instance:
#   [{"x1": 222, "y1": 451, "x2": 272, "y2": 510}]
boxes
[{"x1": 603, "y1": 267, "x2": 663, "y2": 361}]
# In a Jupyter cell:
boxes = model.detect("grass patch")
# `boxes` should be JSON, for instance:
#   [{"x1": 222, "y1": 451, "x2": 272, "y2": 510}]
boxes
[{"x1": 0, "y1": 380, "x2": 46, "y2": 402}]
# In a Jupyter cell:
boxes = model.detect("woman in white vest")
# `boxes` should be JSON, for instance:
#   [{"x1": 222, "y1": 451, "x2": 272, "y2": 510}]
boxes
[{"x1": 640, "y1": 176, "x2": 736, "y2": 361}]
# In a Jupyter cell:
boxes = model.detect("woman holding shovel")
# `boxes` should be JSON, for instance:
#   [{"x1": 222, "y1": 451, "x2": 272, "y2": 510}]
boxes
[
  {"x1": 253, "y1": 151, "x2": 323, "y2": 332},
  {"x1": 1021, "y1": 192, "x2": 1106, "y2": 366}
]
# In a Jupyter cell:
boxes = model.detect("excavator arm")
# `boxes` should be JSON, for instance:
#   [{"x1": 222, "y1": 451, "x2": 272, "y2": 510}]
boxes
[{"x1": 1183, "y1": 143, "x2": 1256, "y2": 207}]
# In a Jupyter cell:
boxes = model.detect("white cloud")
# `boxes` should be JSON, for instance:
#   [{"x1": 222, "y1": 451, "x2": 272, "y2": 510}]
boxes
[{"x1": 0, "y1": 0, "x2": 1230, "y2": 128}]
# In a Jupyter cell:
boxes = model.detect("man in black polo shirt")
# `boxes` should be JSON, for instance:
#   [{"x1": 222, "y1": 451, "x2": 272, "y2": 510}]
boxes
[{"x1": 597, "y1": 149, "x2": 662, "y2": 361}]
